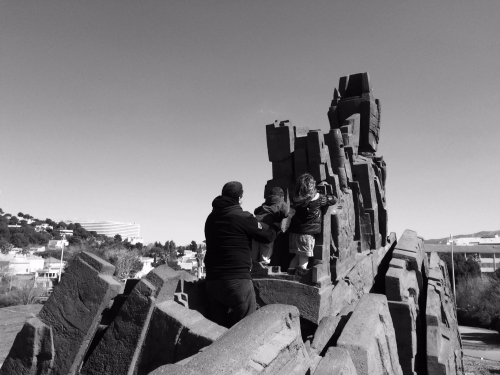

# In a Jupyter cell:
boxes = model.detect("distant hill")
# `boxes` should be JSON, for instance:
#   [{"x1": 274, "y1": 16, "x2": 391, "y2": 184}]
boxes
[{"x1": 424, "y1": 230, "x2": 500, "y2": 244}]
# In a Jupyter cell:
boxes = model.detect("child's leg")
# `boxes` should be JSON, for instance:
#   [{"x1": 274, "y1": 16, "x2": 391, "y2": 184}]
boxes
[
  {"x1": 251, "y1": 240, "x2": 260, "y2": 262},
  {"x1": 289, "y1": 254, "x2": 300, "y2": 269},
  {"x1": 297, "y1": 255, "x2": 309, "y2": 269},
  {"x1": 260, "y1": 242, "x2": 273, "y2": 264}
]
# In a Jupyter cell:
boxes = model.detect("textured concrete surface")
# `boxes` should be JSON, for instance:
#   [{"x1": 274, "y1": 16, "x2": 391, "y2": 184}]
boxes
[
  {"x1": 337, "y1": 293, "x2": 403, "y2": 375},
  {"x1": 150, "y1": 304, "x2": 310, "y2": 375}
]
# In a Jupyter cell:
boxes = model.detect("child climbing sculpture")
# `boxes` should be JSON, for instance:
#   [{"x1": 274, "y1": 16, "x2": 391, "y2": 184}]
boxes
[
  {"x1": 288, "y1": 173, "x2": 337, "y2": 274},
  {"x1": 252, "y1": 187, "x2": 289, "y2": 265}
]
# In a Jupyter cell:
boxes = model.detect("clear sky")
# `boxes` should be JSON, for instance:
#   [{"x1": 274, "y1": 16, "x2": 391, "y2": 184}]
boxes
[{"x1": 1, "y1": 1, "x2": 499, "y2": 245}]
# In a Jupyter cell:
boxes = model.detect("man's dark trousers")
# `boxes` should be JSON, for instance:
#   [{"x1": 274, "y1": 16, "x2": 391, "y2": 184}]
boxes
[{"x1": 205, "y1": 279, "x2": 256, "y2": 328}]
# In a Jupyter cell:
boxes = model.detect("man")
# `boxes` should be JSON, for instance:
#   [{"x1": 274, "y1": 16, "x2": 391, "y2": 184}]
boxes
[{"x1": 204, "y1": 181, "x2": 280, "y2": 327}]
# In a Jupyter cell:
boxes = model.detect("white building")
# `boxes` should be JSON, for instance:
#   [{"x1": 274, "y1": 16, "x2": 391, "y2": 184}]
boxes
[
  {"x1": 177, "y1": 250, "x2": 205, "y2": 277},
  {"x1": 35, "y1": 224, "x2": 53, "y2": 232},
  {"x1": 64, "y1": 220, "x2": 140, "y2": 238},
  {"x1": 47, "y1": 240, "x2": 69, "y2": 250},
  {"x1": 135, "y1": 257, "x2": 155, "y2": 279},
  {"x1": 426, "y1": 243, "x2": 500, "y2": 273},
  {"x1": 35, "y1": 257, "x2": 66, "y2": 289},
  {"x1": 0, "y1": 253, "x2": 44, "y2": 275}
]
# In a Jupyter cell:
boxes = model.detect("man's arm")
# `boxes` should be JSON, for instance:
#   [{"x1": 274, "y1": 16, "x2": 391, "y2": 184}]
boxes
[{"x1": 245, "y1": 215, "x2": 280, "y2": 244}]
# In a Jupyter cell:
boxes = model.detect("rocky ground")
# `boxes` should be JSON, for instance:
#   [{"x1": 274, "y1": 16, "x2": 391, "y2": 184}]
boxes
[
  {"x1": 0, "y1": 304, "x2": 43, "y2": 366},
  {"x1": 464, "y1": 356, "x2": 500, "y2": 375}
]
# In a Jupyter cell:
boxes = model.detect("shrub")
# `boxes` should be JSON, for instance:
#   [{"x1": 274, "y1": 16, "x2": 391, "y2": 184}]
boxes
[{"x1": 456, "y1": 275, "x2": 500, "y2": 329}]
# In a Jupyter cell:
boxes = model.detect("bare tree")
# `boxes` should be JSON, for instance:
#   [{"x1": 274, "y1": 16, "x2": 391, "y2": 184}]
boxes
[
  {"x1": 106, "y1": 248, "x2": 143, "y2": 279},
  {"x1": 16, "y1": 279, "x2": 46, "y2": 305}
]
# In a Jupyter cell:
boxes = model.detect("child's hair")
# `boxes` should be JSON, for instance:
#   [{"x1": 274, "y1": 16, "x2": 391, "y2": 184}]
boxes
[
  {"x1": 268, "y1": 187, "x2": 284, "y2": 198},
  {"x1": 294, "y1": 173, "x2": 317, "y2": 204}
]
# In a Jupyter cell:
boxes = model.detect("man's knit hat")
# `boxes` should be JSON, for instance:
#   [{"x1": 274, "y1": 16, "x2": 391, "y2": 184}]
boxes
[{"x1": 221, "y1": 181, "x2": 244, "y2": 201}]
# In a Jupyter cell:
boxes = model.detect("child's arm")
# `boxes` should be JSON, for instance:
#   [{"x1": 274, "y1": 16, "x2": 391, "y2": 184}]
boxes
[
  {"x1": 279, "y1": 201, "x2": 290, "y2": 219},
  {"x1": 319, "y1": 194, "x2": 337, "y2": 207}
]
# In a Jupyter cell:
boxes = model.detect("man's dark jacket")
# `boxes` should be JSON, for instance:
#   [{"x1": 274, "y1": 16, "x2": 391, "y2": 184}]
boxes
[{"x1": 204, "y1": 196, "x2": 279, "y2": 280}]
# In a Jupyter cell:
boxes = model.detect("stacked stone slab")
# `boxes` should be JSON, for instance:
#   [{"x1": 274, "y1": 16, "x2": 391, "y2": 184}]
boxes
[
  {"x1": 253, "y1": 72, "x2": 389, "y2": 327},
  {"x1": 150, "y1": 304, "x2": 310, "y2": 375},
  {"x1": 426, "y1": 252, "x2": 464, "y2": 375},
  {"x1": 0, "y1": 252, "x2": 122, "y2": 375},
  {"x1": 385, "y1": 230, "x2": 427, "y2": 375},
  {"x1": 81, "y1": 265, "x2": 224, "y2": 375},
  {"x1": 262, "y1": 72, "x2": 387, "y2": 281},
  {"x1": 1, "y1": 73, "x2": 466, "y2": 375}
]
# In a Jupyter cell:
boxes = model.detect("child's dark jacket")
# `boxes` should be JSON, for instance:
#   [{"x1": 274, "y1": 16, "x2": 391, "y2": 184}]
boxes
[
  {"x1": 253, "y1": 195, "x2": 289, "y2": 226},
  {"x1": 289, "y1": 194, "x2": 336, "y2": 235}
]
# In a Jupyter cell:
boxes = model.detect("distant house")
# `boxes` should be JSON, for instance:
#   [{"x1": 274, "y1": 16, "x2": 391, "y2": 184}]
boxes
[
  {"x1": 35, "y1": 257, "x2": 66, "y2": 289},
  {"x1": 0, "y1": 253, "x2": 44, "y2": 275},
  {"x1": 30, "y1": 245, "x2": 46, "y2": 253},
  {"x1": 47, "y1": 240, "x2": 69, "y2": 250},
  {"x1": 54, "y1": 229, "x2": 73, "y2": 238},
  {"x1": 135, "y1": 257, "x2": 154, "y2": 279},
  {"x1": 35, "y1": 224, "x2": 53, "y2": 232},
  {"x1": 177, "y1": 250, "x2": 205, "y2": 277}
]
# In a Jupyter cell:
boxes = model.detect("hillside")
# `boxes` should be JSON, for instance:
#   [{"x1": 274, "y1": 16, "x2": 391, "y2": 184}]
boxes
[
  {"x1": 424, "y1": 230, "x2": 500, "y2": 244},
  {"x1": 0, "y1": 304, "x2": 43, "y2": 367}
]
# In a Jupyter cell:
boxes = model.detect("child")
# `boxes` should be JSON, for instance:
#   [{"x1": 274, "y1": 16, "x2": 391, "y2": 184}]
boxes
[
  {"x1": 252, "y1": 187, "x2": 289, "y2": 265},
  {"x1": 288, "y1": 173, "x2": 337, "y2": 273}
]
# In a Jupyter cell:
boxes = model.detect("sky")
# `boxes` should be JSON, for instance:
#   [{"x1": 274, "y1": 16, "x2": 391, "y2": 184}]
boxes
[{"x1": 1, "y1": 0, "x2": 499, "y2": 245}]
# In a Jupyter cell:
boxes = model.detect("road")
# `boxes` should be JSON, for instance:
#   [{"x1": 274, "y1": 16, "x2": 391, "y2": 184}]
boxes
[{"x1": 460, "y1": 325, "x2": 500, "y2": 362}]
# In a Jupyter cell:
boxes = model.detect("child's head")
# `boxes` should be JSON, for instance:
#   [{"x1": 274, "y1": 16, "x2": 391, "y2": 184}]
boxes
[
  {"x1": 268, "y1": 187, "x2": 284, "y2": 198},
  {"x1": 294, "y1": 173, "x2": 317, "y2": 201}
]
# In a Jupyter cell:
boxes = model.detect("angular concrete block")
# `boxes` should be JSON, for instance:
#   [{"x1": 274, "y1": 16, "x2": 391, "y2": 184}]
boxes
[
  {"x1": 385, "y1": 258, "x2": 419, "y2": 303},
  {"x1": 0, "y1": 317, "x2": 54, "y2": 375},
  {"x1": 32, "y1": 252, "x2": 121, "y2": 375},
  {"x1": 150, "y1": 304, "x2": 310, "y2": 375},
  {"x1": 272, "y1": 155, "x2": 294, "y2": 179},
  {"x1": 343, "y1": 72, "x2": 372, "y2": 98},
  {"x1": 81, "y1": 266, "x2": 194, "y2": 375},
  {"x1": 352, "y1": 161, "x2": 377, "y2": 210},
  {"x1": 266, "y1": 121, "x2": 295, "y2": 162},
  {"x1": 343, "y1": 114, "x2": 360, "y2": 152},
  {"x1": 359, "y1": 94, "x2": 380, "y2": 153},
  {"x1": 426, "y1": 252, "x2": 464, "y2": 375},
  {"x1": 313, "y1": 347, "x2": 357, "y2": 375},
  {"x1": 307, "y1": 130, "x2": 328, "y2": 164},
  {"x1": 337, "y1": 293, "x2": 403, "y2": 375},
  {"x1": 254, "y1": 279, "x2": 334, "y2": 325},
  {"x1": 311, "y1": 304, "x2": 356, "y2": 355},
  {"x1": 136, "y1": 300, "x2": 227, "y2": 375},
  {"x1": 392, "y1": 230, "x2": 424, "y2": 289},
  {"x1": 294, "y1": 147, "x2": 308, "y2": 178},
  {"x1": 308, "y1": 162, "x2": 326, "y2": 182},
  {"x1": 388, "y1": 301, "x2": 419, "y2": 375}
]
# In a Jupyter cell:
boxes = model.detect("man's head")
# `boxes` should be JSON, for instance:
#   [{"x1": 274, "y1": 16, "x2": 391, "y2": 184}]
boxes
[
  {"x1": 268, "y1": 187, "x2": 284, "y2": 198},
  {"x1": 221, "y1": 181, "x2": 244, "y2": 203}
]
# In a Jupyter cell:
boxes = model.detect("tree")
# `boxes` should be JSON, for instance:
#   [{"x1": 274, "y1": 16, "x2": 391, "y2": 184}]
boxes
[
  {"x1": 0, "y1": 240, "x2": 13, "y2": 254},
  {"x1": 189, "y1": 241, "x2": 198, "y2": 252},
  {"x1": 11, "y1": 233, "x2": 29, "y2": 248},
  {"x1": 114, "y1": 234, "x2": 122, "y2": 243},
  {"x1": 106, "y1": 248, "x2": 143, "y2": 279},
  {"x1": 20, "y1": 220, "x2": 28, "y2": 226},
  {"x1": 17, "y1": 212, "x2": 24, "y2": 218},
  {"x1": 9, "y1": 217, "x2": 19, "y2": 225},
  {"x1": 440, "y1": 253, "x2": 481, "y2": 280},
  {"x1": 57, "y1": 221, "x2": 68, "y2": 229},
  {"x1": 15, "y1": 279, "x2": 46, "y2": 305}
]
